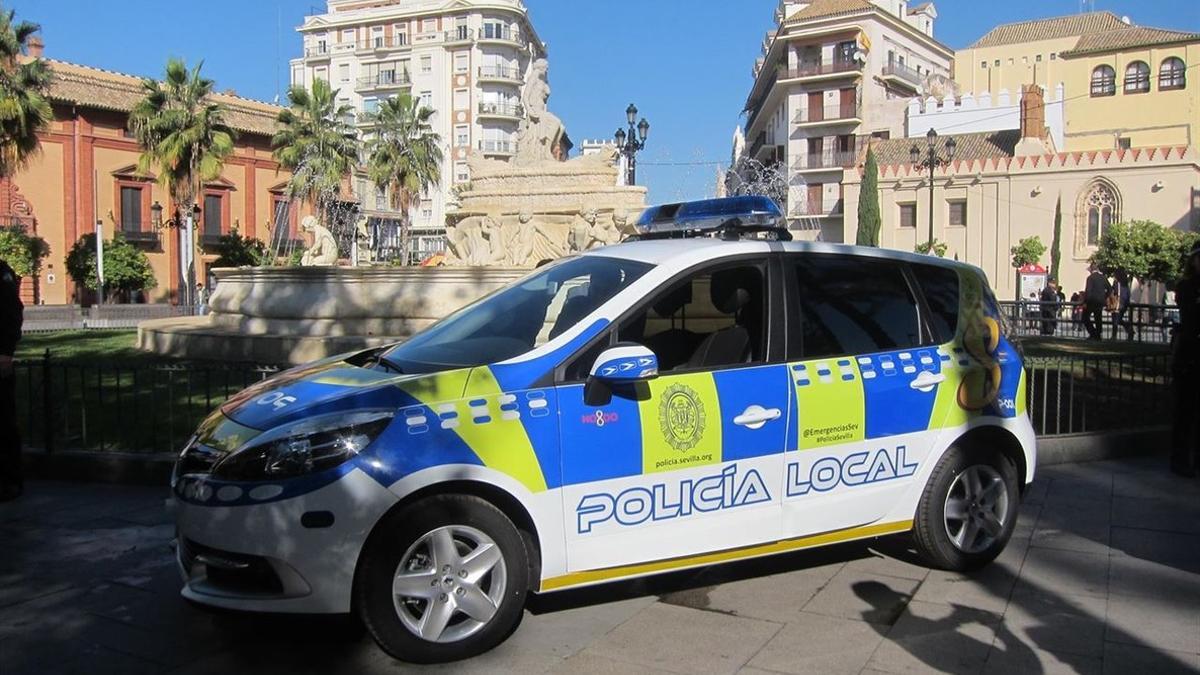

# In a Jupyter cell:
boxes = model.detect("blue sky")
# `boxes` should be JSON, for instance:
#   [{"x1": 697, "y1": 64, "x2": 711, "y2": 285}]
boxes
[{"x1": 12, "y1": 0, "x2": 1198, "y2": 204}]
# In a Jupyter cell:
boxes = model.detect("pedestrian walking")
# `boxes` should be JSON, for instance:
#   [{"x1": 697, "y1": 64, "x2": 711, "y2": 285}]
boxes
[
  {"x1": 0, "y1": 258, "x2": 23, "y2": 501},
  {"x1": 1039, "y1": 279, "x2": 1060, "y2": 336},
  {"x1": 1170, "y1": 243, "x2": 1200, "y2": 477},
  {"x1": 1109, "y1": 271, "x2": 1134, "y2": 340},
  {"x1": 1083, "y1": 263, "x2": 1110, "y2": 340}
]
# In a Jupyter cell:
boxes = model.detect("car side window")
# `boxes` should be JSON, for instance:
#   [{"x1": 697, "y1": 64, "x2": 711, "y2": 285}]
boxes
[
  {"x1": 560, "y1": 261, "x2": 769, "y2": 381},
  {"x1": 911, "y1": 263, "x2": 960, "y2": 344},
  {"x1": 790, "y1": 255, "x2": 921, "y2": 359}
]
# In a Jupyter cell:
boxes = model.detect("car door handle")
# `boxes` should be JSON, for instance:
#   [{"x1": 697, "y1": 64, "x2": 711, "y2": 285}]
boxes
[
  {"x1": 734, "y1": 405, "x2": 782, "y2": 430},
  {"x1": 909, "y1": 371, "x2": 946, "y2": 393}
]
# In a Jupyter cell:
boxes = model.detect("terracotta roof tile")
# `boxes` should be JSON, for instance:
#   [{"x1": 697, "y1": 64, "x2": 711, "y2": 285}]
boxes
[
  {"x1": 785, "y1": 0, "x2": 874, "y2": 24},
  {"x1": 1063, "y1": 26, "x2": 1200, "y2": 56},
  {"x1": 45, "y1": 59, "x2": 281, "y2": 138},
  {"x1": 868, "y1": 129, "x2": 1020, "y2": 166},
  {"x1": 967, "y1": 11, "x2": 1128, "y2": 48}
]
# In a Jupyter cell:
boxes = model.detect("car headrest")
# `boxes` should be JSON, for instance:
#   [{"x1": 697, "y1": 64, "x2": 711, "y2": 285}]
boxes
[
  {"x1": 653, "y1": 283, "x2": 693, "y2": 317},
  {"x1": 710, "y1": 268, "x2": 755, "y2": 315}
]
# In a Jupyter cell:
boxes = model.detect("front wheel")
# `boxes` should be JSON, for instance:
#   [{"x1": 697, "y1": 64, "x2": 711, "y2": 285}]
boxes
[
  {"x1": 355, "y1": 494, "x2": 530, "y2": 663},
  {"x1": 912, "y1": 446, "x2": 1019, "y2": 571}
]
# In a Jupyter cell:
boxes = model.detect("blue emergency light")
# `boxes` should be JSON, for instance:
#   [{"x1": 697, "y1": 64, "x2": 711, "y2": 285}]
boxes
[{"x1": 633, "y1": 196, "x2": 790, "y2": 241}]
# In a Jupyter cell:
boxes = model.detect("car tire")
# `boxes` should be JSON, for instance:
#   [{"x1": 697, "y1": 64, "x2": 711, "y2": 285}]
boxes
[
  {"x1": 355, "y1": 494, "x2": 529, "y2": 663},
  {"x1": 912, "y1": 444, "x2": 1019, "y2": 572}
]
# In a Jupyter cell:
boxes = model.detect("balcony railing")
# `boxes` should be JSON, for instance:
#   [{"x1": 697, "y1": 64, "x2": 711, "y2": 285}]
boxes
[
  {"x1": 478, "y1": 101, "x2": 523, "y2": 117},
  {"x1": 791, "y1": 200, "x2": 844, "y2": 217},
  {"x1": 781, "y1": 60, "x2": 862, "y2": 80},
  {"x1": 882, "y1": 61, "x2": 924, "y2": 88},
  {"x1": 478, "y1": 26, "x2": 526, "y2": 47},
  {"x1": 444, "y1": 28, "x2": 475, "y2": 43},
  {"x1": 304, "y1": 45, "x2": 330, "y2": 58},
  {"x1": 477, "y1": 65, "x2": 522, "y2": 82},
  {"x1": 356, "y1": 72, "x2": 412, "y2": 90},
  {"x1": 357, "y1": 35, "x2": 409, "y2": 51},
  {"x1": 478, "y1": 139, "x2": 516, "y2": 154},
  {"x1": 794, "y1": 102, "x2": 862, "y2": 124},
  {"x1": 792, "y1": 150, "x2": 859, "y2": 171}
]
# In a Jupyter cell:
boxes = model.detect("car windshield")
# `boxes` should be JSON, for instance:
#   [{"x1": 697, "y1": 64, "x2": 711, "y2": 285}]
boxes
[{"x1": 382, "y1": 256, "x2": 653, "y2": 373}]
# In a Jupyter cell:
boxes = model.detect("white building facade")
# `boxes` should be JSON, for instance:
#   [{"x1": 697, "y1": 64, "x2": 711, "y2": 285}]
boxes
[
  {"x1": 907, "y1": 84, "x2": 1066, "y2": 149},
  {"x1": 738, "y1": 0, "x2": 954, "y2": 241},
  {"x1": 290, "y1": 0, "x2": 548, "y2": 263}
]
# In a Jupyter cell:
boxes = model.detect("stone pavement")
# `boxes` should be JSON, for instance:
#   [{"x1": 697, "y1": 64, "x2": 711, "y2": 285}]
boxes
[{"x1": 1, "y1": 456, "x2": 1198, "y2": 675}]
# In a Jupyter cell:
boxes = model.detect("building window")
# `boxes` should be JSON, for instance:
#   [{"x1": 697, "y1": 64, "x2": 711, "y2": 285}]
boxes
[
  {"x1": 455, "y1": 125, "x2": 469, "y2": 146},
  {"x1": 420, "y1": 200, "x2": 433, "y2": 220},
  {"x1": 1160, "y1": 57, "x2": 1186, "y2": 90},
  {"x1": 454, "y1": 53, "x2": 468, "y2": 73},
  {"x1": 375, "y1": 186, "x2": 388, "y2": 211},
  {"x1": 338, "y1": 64, "x2": 350, "y2": 82},
  {"x1": 203, "y1": 194, "x2": 224, "y2": 237},
  {"x1": 1090, "y1": 65, "x2": 1116, "y2": 97},
  {"x1": 1036, "y1": 54, "x2": 1042, "y2": 62},
  {"x1": 994, "y1": 59, "x2": 1000, "y2": 67},
  {"x1": 1050, "y1": 53, "x2": 1057, "y2": 60},
  {"x1": 314, "y1": 66, "x2": 328, "y2": 82},
  {"x1": 419, "y1": 90, "x2": 432, "y2": 109},
  {"x1": 341, "y1": 28, "x2": 354, "y2": 43},
  {"x1": 947, "y1": 200, "x2": 967, "y2": 227},
  {"x1": 453, "y1": 88, "x2": 468, "y2": 109},
  {"x1": 981, "y1": 61, "x2": 987, "y2": 69},
  {"x1": 394, "y1": 25, "x2": 408, "y2": 45},
  {"x1": 363, "y1": 97, "x2": 379, "y2": 115},
  {"x1": 421, "y1": 55, "x2": 432, "y2": 73},
  {"x1": 1124, "y1": 61, "x2": 1150, "y2": 94},
  {"x1": 119, "y1": 186, "x2": 143, "y2": 232},
  {"x1": 899, "y1": 203, "x2": 917, "y2": 228},
  {"x1": 456, "y1": 163, "x2": 469, "y2": 183},
  {"x1": 422, "y1": 18, "x2": 437, "y2": 33},
  {"x1": 372, "y1": 26, "x2": 385, "y2": 48},
  {"x1": 835, "y1": 41, "x2": 856, "y2": 64},
  {"x1": 1082, "y1": 181, "x2": 1119, "y2": 247},
  {"x1": 271, "y1": 197, "x2": 293, "y2": 245},
  {"x1": 1118, "y1": 137, "x2": 1131, "y2": 150}
]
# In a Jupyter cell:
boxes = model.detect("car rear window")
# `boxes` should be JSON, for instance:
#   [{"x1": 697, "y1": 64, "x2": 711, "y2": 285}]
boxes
[{"x1": 911, "y1": 263, "x2": 961, "y2": 344}]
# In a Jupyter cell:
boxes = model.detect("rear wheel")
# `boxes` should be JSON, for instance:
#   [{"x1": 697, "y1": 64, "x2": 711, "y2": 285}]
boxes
[
  {"x1": 913, "y1": 445, "x2": 1019, "y2": 571},
  {"x1": 355, "y1": 494, "x2": 529, "y2": 663}
]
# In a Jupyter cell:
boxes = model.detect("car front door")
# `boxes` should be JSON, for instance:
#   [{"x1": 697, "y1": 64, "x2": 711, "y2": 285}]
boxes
[
  {"x1": 782, "y1": 254, "x2": 946, "y2": 537},
  {"x1": 554, "y1": 257, "x2": 791, "y2": 574}
]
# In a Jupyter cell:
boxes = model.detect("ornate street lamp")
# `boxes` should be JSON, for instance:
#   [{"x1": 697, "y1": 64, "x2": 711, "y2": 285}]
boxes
[
  {"x1": 614, "y1": 103, "x2": 650, "y2": 186},
  {"x1": 910, "y1": 128, "x2": 957, "y2": 249},
  {"x1": 151, "y1": 200, "x2": 202, "y2": 309}
]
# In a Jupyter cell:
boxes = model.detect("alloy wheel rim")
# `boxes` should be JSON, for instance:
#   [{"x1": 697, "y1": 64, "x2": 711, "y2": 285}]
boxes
[
  {"x1": 943, "y1": 464, "x2": 1010, "y2": 554},
  {"x1": 391, "y1": 525, "x2": 507, "y2": 643}
]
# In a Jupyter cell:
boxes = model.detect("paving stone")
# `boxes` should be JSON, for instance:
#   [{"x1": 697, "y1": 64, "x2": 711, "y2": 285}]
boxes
[
  {"x1": 915, "y1": 561, "x2": 1020, "y2": 617},
  {"x1": 1107, "y1": 555, "x2": 1200, "y2": 604},
  {"x1": 1101, "y1": 642, "x2": 1200, "y2": 675},
  {"x1": 746, "y1": 611, "x2": 885, "y2": 674},
  {"x1": 842, "y1": 546, "x2": 932, "y2": 582},
  {"x1": 800, "y1": 569, "x2": 920, "y2": 626},
  {"x1": 509, "y1": 596, "x2": 658, "y2": 659},
  {"x1": 1104, "y1": 593, "x2": 1200, "y2": 654},
  {"x1": 551, "y1": 652, "x2": 675, "y2": 674},
  {"x1": 1111, "y1": 467, "x2": 1200, "y2": 503},
  {"x1": 660, "y1": 563, "x2": 839, "y2": 624},
  {"x1": 1013, "y1": 548, "x2": 1109, "y2": 599},
  {"x1": 981, "y1": 645, "x2": 1103, "y2": 675},
  {"x1": 581, "y1": 602, "x2": 780, "y2": 675},
  {"x1": 999, "y1": 591, "x2": 1106, "y2": 657},
  {"x1": 1040, "y1": 466, "x2": 1113, "y2": 505},
  {"x1": 1109, "y1": 527, "x2": 1200, "y2": 572},
  {"x1": 866, "y1": 600, "x2": 1000, "y2": 674},
  {"x1": 1111, "y1": 496, "x2": 1200, "y2": 535},
  {"x1": 1030, "y1": 497, "x2": 1111, "y2": 554}
]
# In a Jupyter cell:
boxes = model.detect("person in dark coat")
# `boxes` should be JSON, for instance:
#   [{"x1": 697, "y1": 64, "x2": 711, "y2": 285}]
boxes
[
  {"x1": 1170, "y1": 243, "x2": 1200, "y2": 477},
  {"x1": 1039, "y1": 279, "x2": 1060, "y2": 336},
  {"x1": 1110, "y1": 270, "x2": 1134, "y2": 341},
  {"x1": 0, "y1": 258, "x2": 23, "y2": 500},
  {"x1": 1083, "y1": 263, "x2": 1110, "y2": 340}
]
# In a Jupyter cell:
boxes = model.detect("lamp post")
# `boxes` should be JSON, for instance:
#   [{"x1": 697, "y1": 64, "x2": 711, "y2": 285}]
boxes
[
  {"x1": 152, "y1": 200, "x2": 200, "y2": 309},
  {"x1": 909, "y1": 128, "x2": 957, "y2": 249},
  {"x1": 614, "y1": 103, "x2": 650, "y2": 186}
]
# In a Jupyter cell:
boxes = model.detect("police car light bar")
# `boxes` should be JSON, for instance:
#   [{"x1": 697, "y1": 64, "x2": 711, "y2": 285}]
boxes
[{"x1": 632, "y1": 196, "x2": 791, "y2": 241}]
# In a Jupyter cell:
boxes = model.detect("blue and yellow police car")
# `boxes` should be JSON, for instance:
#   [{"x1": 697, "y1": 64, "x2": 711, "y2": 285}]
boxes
[{"x1": 172, "y1": 196, "x2": 1035, "y2": 663}]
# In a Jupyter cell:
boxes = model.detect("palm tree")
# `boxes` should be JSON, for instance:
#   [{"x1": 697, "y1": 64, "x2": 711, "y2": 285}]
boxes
[
  {"x1": 128, "y1": 58, "x2": 235, "y2": 303},
  {"x1": 271, "y1": 78, "x2": 359, "y2": 243},
  {"x1": 0, "y1": 8, "x2": 52, "y2": 179},
  {"x1": 365, "y1": 93, "x2": 442, "y2": 265}
]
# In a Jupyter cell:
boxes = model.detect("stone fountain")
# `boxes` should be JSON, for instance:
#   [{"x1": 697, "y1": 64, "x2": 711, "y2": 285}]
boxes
[{"x1": 139, "y1": 60, "x2": 646, "y2": 364}]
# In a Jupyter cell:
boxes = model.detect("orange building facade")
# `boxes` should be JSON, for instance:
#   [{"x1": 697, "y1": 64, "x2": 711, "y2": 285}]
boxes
[{"x1": 2, "y1": 48, "x2": 301, "y2": 305}]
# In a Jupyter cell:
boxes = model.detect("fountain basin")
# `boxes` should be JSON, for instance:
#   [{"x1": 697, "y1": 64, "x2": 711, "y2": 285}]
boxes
[{"x1": 138, "y1": 266, "x2": 527, "y2": 364}]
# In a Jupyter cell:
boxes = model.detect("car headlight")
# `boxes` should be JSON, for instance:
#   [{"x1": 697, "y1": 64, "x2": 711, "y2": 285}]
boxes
[{"x1": 211, "y1": 411, "x2": 393, "y2": 481}]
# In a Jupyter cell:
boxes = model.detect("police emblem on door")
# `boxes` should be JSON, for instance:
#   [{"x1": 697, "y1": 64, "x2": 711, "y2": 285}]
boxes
[{"x1": 659, "y1": 383, "x2": 705, "y2": 451}]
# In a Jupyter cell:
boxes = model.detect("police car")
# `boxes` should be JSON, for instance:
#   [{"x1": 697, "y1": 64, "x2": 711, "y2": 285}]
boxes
[{"x1": 173, "y1": 196, "x2": 1035, "y2": 663}]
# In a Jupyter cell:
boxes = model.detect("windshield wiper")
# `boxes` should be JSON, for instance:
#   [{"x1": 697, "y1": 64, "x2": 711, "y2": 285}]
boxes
[{"x1": 368, "y1": 352, "x2": 405, "y2": 374}]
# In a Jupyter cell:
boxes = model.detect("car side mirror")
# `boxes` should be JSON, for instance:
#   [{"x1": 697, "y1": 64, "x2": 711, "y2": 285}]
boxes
[{"x1": 589, "y1": 344, "x2": 659, "y2": 384}]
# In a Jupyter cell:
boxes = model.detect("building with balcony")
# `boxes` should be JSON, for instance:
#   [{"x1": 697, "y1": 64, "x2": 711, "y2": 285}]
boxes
[
  {"x1": 954, "y1": 11, "x2": 1200, "y2": 152},
  {"x1": 290, "y1": 0, "x2": 551, "y2": 263},
  {"x1": 737, "y1": 0, "x2": 953, "y2": 240}
]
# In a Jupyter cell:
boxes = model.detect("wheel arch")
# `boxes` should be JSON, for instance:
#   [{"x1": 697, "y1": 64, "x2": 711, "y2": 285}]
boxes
[{"x1": 948, "y1": 424, "x2": 1029, "y2": 493}]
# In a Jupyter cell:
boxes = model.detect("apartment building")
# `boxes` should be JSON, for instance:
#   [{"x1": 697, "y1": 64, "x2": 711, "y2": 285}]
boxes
[
  {"x1": 290, "y1": 0, "x2": 550, "y2": 263},
  {"x1": 955, "y1": 11, "x2": 1200, "y2": 152},
  {"x1": 739, "y1": 0, "x2": 953, "y2": 240}
]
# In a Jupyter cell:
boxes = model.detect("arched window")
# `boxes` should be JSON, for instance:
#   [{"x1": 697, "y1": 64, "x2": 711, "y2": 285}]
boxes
[
  {"x1": 1084, "y1": 182, "x2": 1119, "y2": 246},
  {"x1": 1124, "y1": 61, "x2": 1150, "y2": 93},
  {"x1": 1090, "y1": 65, "x2": 1116, "y2": 97},
  {"x1": 1160, "y1": 57, "x2": 1186, "y2": 91}
]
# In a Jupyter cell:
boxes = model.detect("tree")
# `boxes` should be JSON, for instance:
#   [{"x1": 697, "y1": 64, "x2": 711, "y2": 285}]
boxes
[
  {"x1": 915, "y1": 239, "x2": 948, "y2": 257},
  {"x1": 1049, "y1": 194, "x2": 1063, "y2": 282},
  {"x1": 365, "y1": 93, "x2": 442, "y2": 265},
  {"x1": 855, "y1": 146, "x2": 881, "y2": 246},
  {"x1": 211, "y1": 228, "x2": 270, "y2": 269},
  {"x1": 1089, "y1": 220, "x2": 1196, "y2": 284},
  {"x1": 1010, "y1": 236, "x2": 1047, "y2": 269},
  {"x1": 0, "y1": 222, "x2": 47, "y2": 277},
  {"x1": 0, "y1": 8, "x2": 52, "y2": 178},
  {"x1": 271, "y1": 79, "x2": 359, "y2": 232},
  {"x1": 65, "y1": 233, "x2": 156, "y2": 298}
]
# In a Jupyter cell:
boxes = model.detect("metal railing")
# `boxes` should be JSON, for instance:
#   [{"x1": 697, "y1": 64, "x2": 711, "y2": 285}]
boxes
[
  {"x1": 478, "y1": 139, "x2": 516, "y2": 154},
  {"x1": 781, "y1": 61, "x2": 862, "y2": 79},
  {"x1": 444, "y1": 28, "x2": 475, "y2": 42},
  {"x1": 478, "y1": 26, "x2": 526, "y2": 46},
  {"x1": 477, "y1": 101, "x2": 523, "y2": 117},
  {"x1": 478, "y1": 65, "x2": 521, "y2": 81},
  {"x1": 23, "y1": 304, "x2": 198, "y2": 332},
  {"x1": 882, "y1": 61, "x2": 924, "y2": 87},
  {"x1": 1025, "y1": 352, "x2": 1171, "y2": 436},
  {"x1": 14, "y1": 353, "x2": 281, "y2": 454},
  {"x1": 790, "y1": 200, "x2": 843, "y2": 217},
  {"x1": 358, "y1": 35, "x2": 409, "y2": 51},
  {"x1": 1000, "y1": 301, "x2": 1176, "y2": 344},
  {"x1": 356, "y1": 72, "x2": 413, "y2": 90},
  {"x1": 792, "y1": 150, "x2": 859, "y2": 170},
  {"x1": 794, "y1": 103, "x2": 861, "y2": 124}
]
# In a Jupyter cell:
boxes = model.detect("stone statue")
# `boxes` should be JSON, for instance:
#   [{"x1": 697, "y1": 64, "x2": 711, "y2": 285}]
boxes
[
  {"x1": 514, "y1": 59, "x2": 565, "y2": 166},
  {"x1": 570, "y1": 209, "x2": 623, "y2": 252},
  {"x1": 299, "y1": 216, "x2": 339, "y2": 266}
]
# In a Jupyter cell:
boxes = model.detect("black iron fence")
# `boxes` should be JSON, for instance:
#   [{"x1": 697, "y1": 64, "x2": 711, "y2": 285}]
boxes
[
  {"x1": 999, "y1": 301, "x2": 1177, "y2": 344},
  {"x1": 23, "y1": 304, "x2": 198, "y2": 332},
  {"x1": 1024, "y1": 352, "x2": 1172, "y2": 436},
  {"x1": 15, "y1": 352, "x2": 280, "y2": 455}
]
